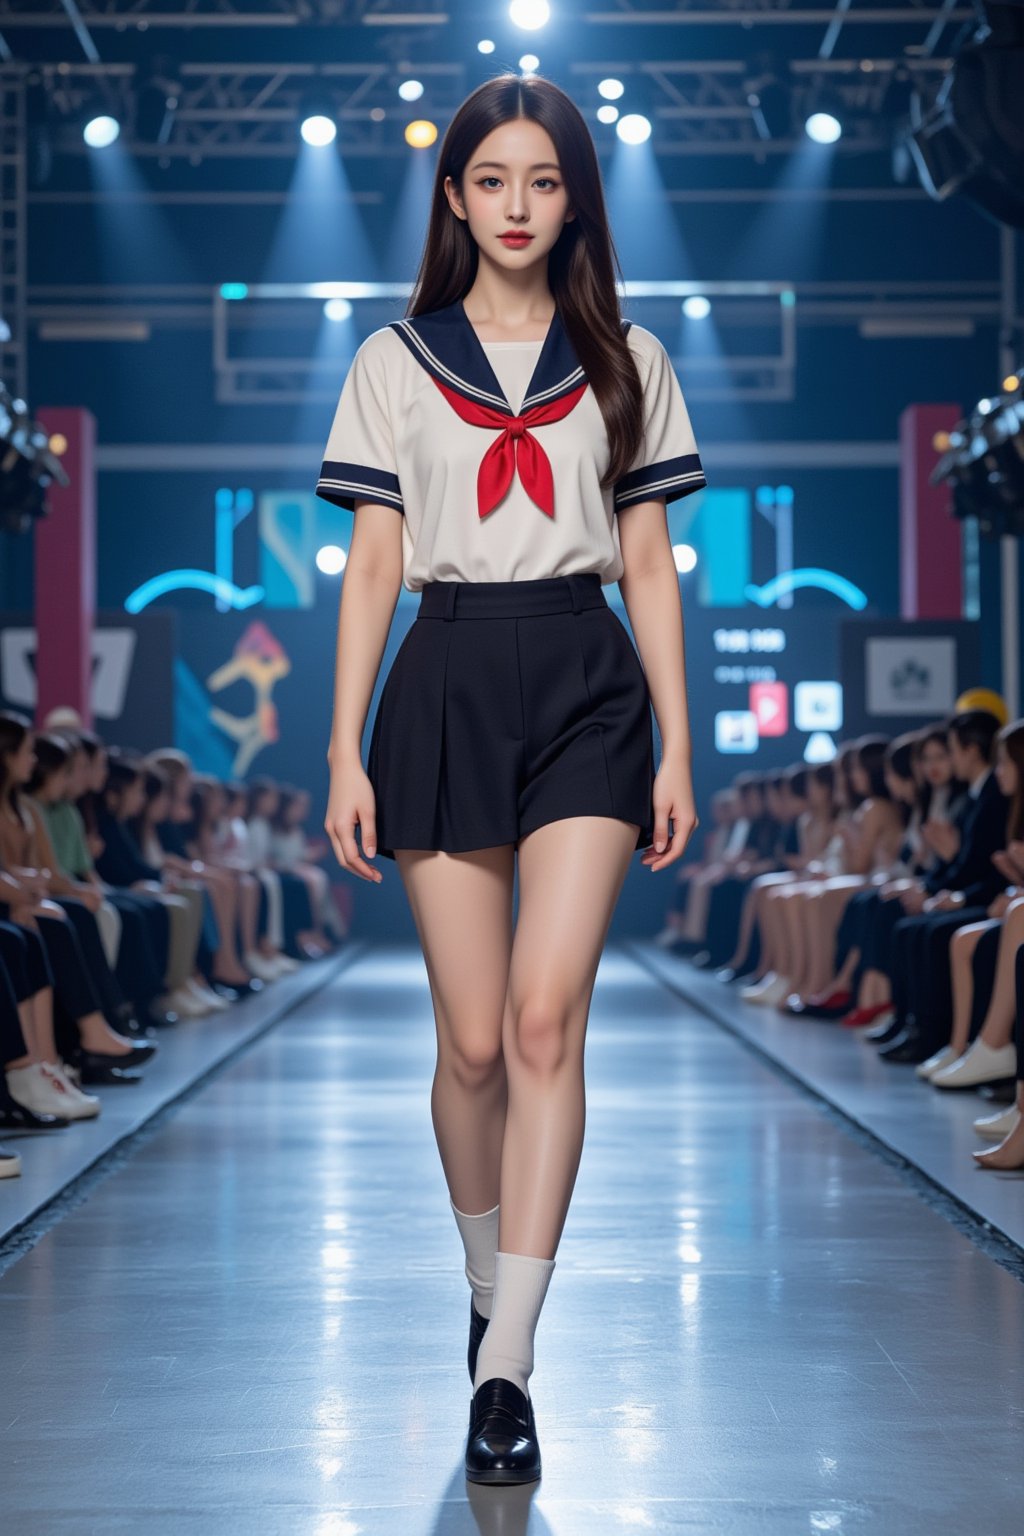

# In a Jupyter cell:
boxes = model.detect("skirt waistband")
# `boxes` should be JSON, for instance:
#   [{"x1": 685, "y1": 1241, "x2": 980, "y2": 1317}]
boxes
[{"x1": 417, "y1": 572, "x2": 607, "y2": 621}]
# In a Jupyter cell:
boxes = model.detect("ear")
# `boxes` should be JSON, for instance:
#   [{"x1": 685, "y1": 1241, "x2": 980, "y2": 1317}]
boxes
[{"x1": 444, "y1": 174, "x2": 467, "y2": 221}]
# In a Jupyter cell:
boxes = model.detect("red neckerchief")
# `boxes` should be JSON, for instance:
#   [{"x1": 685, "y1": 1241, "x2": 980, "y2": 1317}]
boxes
[{"x1": 430, "y1": 376, "x2": 589, "y2": 519}]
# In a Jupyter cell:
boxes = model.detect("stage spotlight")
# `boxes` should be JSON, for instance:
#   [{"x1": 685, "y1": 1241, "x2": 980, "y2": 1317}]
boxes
[
  {"x1": 805, "y1": 110, "x2": 841, "y2": 144},
  {"x1": 405, "y1": 120, "x2": 438, "y2": 148},
  {"x1": 324, "y1": 298, "x2": 353, "y2": 322},
  {"x1": 673, "y1": 543, "x2": 698, "y2": 574},
  {"x1": 683, "y1": 296, "x2": 711, "y2": 320},
  {"x1": 931, "y1": 373, "x2": 1024, "y2": 538},
  {"x1": 220, "y1": 282, "x2": 248, "y2": 300},
  {"x1": 904, "y1": 3, "x2": 1024, "y2": 228},
  {"x1": 83, "y1": 115, "x2": 120, "y2": 148},
  {"x1": 596, "y1": 105, "x2": 619, "y2": 125},
  {"x1": 316, "y1": 545, "x2": 346, "y2": 576},
  {"x1": 301, "y1": 114, "x2": 337, "y2": 147},
  {"x1": 398, "y1": 80, "x2": 424, "y2": 102},
  {"x1": 0, "y1": 382, "x2": 70, "y2": 535},
  {"x1": 520, "y1": 54, "x2": 539, "y2": 72},
  {"x1": 509, "y1": 0, "x2": 549, "y2": 31},
  {"x1": 598, "y1": 79, "x2": 624, "y2": 100},
  {"x1": 747, "y1": 79, "x2": 790, "y2": 141},
  {"x1": 478, "y1": 39, "x2": 496, "y2": 54},
  {"x1": 617, "y1": 113, "x2": 651, "y2": 145}
]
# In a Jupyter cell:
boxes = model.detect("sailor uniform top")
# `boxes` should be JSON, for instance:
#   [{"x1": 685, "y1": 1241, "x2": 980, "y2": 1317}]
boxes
[{"x1": 315, "y1": 296, "x2": 706, "y2": 591}]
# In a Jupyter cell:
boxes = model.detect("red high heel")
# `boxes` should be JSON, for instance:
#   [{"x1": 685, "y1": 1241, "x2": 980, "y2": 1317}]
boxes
[{"x1": 841, "y1": 1002, "x2": 894, "y2": 1028}]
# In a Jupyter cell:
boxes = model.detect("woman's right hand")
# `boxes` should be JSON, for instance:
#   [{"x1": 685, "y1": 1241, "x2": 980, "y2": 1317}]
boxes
[{"x1": 325, "y1": 758, "x2": 382, "y2": 884}]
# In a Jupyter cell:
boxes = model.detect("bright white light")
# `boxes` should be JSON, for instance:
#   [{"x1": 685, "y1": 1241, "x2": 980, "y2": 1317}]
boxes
[
  {"x1": 477, "y1": 38, "x2": 496, "y2": 53},
  {"x1": 509, "y1": 0, "x2": 550, "y2": 31},
  {"x1": 596, "y1": 105, "x2": 619, "y2": 125},
  {"x1": 683, "y1": 296, "x2": 711, "y2": 320},
  {"x1": 616, "y1": 113, "x2": 651, "y2": 145},
  {"x1": 519, "y1": 54, "x2": 540, "y2": 71},
  {"x1": 316, "y1": 545, "x2": 346, "y2": 576},
  {"x1": 324, "y1": 298, "x2": 353, "y2": 322},
  {"x1": 84, "y1": 115, "x2": 120, "y2": 148},
  {"x1": 673, "y1": 543, "x2": 698, "y2": 574},
  {"x1": 598, "y1": 79, "x2": 624, "y2": 101},
  {"x1": 398, "y1": 80, "x2": 423, "y2": 102},
  {"x1": 301, "y1": 114, "x2": 337, "y2": 147},
  {"x1": 805, "y1": 111, "x2": 841, "y2": 144}
]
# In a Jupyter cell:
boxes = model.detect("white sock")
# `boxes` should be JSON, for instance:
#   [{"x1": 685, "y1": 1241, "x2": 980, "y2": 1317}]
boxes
[
  {"x1": 472, "y1": 1250, "x2": 556, "y2": 1399},
  {"x1": 450, "y1": 1198, "x2": 500, "y2": 1319}
]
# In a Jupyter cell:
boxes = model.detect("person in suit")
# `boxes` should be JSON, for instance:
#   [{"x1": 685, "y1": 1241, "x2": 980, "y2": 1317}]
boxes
[{"x1": 876, "y1": 709, "x2": 1009, "y2": 1064}]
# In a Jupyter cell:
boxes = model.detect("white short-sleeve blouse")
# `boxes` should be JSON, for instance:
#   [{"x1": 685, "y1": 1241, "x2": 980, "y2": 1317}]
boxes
[{"x1": 315, "y1": 296, "x2": 706, "y2": 592}]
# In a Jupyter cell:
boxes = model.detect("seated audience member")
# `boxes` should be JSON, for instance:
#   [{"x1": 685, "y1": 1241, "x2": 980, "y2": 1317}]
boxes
[
  {"x1": 212, "y1": 781, "x2": 298, "y2": 978},
  {"x1": 742, "y1": 738, "x2": 904, "y2": 1007},
  {"x1": 247, "y1": 778, "x2": 322, "y2": 960},
  {"x1": 147, "y1": 750, "x2": 263, "y2": 996},
  {"x1": 673, "y1": 773, "x2": 774, "y2": 954},
  {"x1": 132, "y1": 764, "x2": 229, "y2": 1016},
  {"x1": 270, "y1": 785, "x2": 346, "y2": 949},
  {"x1": 971, "y1": 943, "x2": 1024, "y2": 1169},
  {"x1": 190, "y1": 774, "x2": 287, "y2": 984},
  {"x1": 655, "y1": 788, "x2": 743, "y2": 949},
  {"x1": 871, "y1": 709, "x2": 1009, "y2": 1064},
  {"x1": 0, "y1": 713, "x2": 158, "y2": 1107},
  {"x1": 915, "y1": 716, "x2": 1024, "y2": 1085},
  {"x1": 718, "y1": 764, "x2": 836, "y2": 982}
]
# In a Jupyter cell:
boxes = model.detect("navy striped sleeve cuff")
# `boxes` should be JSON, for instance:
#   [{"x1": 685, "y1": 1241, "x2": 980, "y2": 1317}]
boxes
[
  {"x1": 315, "y1": 461, "x2": 404, "y2": 514},
  {"x1": 613, "y1": 454, "x2": 706, "y2": 512}
]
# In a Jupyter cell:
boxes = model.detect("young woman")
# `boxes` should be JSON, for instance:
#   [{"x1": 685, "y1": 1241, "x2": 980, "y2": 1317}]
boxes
[
  {"x1": 319, "y1": 74, "x2": 702, "y2": 1483},
  {"x1": 270, "y1": 785, "x2": 344, "y2": 951}
]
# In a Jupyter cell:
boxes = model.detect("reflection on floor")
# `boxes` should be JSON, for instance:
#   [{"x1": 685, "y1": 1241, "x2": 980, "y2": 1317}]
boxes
[{"x1": 1, "y1": 942, "x2": 1021, "y2": 1534}]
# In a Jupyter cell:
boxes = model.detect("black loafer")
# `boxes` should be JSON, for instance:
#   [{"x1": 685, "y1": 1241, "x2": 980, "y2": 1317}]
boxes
[
  {"x1": 465, "y1": 1376, "x2": 541, "y2": 1485},
  {"x1": 467, "y1": 1298, "x2": 490, "y2": 1382}
]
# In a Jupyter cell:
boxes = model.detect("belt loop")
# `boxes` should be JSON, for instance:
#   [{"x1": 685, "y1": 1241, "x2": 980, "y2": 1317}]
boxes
[
  {"x1": 443, "y1": 582, "x2": 459, "y2": 622},
  {"x1": 568, "y1": 574, "x2": 584, "y2": 615}
]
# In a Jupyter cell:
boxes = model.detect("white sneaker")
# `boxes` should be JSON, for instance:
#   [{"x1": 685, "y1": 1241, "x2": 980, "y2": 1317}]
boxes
[
  {"x1": 0, "y1": 1146, "x2": 21, "y2": 1178},
  {"x1": 46, "y1": 1060, "x2": 102, "y2": 1118},
  {"x1": 742, "y1": 973, "x2": 793, "y2": 1008},
  {"x1": 244, "y1": 951, "x2": 281, "y2": 983},
  {"x1": 5, "y1": 1061, "x2": 100, "y2": 1121},
  {"x1": 271, "y1": 954, "x2": 300, "y2": 974},
  {"x1": 973, "y1": 1105, "x2": 1022, "y2": 1140},
  {"x1": 188, "y1": 978, "x2": 231, "y2": 1011},
  {"x1": 930, "y1": 1039, "x2": 1018, "y2": 1090},
  {"x1": 916, "y1": 1044, "x2": 960, "y2": 1080}
]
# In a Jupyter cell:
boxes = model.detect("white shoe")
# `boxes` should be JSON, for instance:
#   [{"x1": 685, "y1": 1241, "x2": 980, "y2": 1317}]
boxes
[
  {"x1": 0, "y1": 1146, "x2": 21, "y2": 1178},
  {"x1": 916, "y1": 1044, "x2": 960, "y2": 1080},
  {"x1": 930, "y1": 1039, "x2": 1018, "y2": 1090},
  {"x1": 47, "y1": 1060, "x2": 102, "y2": 1118},
  {"x1": 740, "y1": 972, "x2": 783, "y2": 1003},
  {"x1": 271, "y1": 954, "x2": 300, "y2": 974},
  {"x1": 653, "y1": 926, "x2": 683, "y2": 948},
  {"x1": 167, "y1": 986, "x2": 206, "y2": 1018},
  {"x1": 187, "y1": 978, "x2": 231, "y2": 1011},
  {"x1": 5, "y1": 1061, "x2": 100, "y2": 1121},
  {"x1": 244, "y1": 951, "x2": 281, "y2": 983},
  {"x1": 973, "y1": 1105, "x2": 1022, "y2": 1140},
  {"x1": 745, "y1": 974, "x2": 793, "y2": 1008}
]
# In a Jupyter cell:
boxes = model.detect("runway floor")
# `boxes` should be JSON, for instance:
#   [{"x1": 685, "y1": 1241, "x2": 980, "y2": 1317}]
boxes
[{"x1": 2, "y1": 942, "x2": 1022, "y2": 1534}]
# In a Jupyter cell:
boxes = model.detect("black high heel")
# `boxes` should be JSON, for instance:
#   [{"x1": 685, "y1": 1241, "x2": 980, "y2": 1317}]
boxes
[{"x1": 465, "y1": 1376, "x2": 541, "y2": 1485}]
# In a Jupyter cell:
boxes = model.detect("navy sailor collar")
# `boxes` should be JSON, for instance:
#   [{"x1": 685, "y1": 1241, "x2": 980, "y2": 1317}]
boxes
[{"x1": 388, "y1": 296, "x2": 630, "y2": 418}]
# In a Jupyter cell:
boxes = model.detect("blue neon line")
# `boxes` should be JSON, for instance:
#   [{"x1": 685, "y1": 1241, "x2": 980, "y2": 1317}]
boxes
[
  {"x1": 124, "y1": 570, "x2": 265, "y2": 613},
  {"x1": 744, "y1": 569, "x2": 868, "y2": 610}
]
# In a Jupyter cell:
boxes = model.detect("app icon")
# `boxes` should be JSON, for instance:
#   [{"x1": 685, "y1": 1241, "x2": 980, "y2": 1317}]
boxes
[
  {"x1": 715, "y1": 710, "x2": 759, "y2": 754},
  {"x1": 749, "y1": 681, "x2": 788, "y2": 737},
  {"x1": 795, "y1": 681, "x2": 843, "y2": 733}
]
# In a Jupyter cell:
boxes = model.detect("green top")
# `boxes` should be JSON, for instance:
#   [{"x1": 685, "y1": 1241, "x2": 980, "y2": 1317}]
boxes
[{"x1": 38, "y1": 798, "x2": 93, "y2": 880}]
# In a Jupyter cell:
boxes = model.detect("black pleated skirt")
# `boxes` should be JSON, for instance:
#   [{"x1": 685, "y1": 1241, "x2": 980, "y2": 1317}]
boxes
[{"x1": 366, "y1": 571, "x2": 656, "y2": 860}]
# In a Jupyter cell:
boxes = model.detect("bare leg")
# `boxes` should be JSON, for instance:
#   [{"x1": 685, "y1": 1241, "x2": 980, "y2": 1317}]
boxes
[
  {"x1": 973, "y1": 1081, "x2": 1024, "y2": 1167},
  {"x1": 726, "y1": 873, "x2": 793, "y2": 972},
  {"x1": 500, "y1": 815, "x2": 639, "y2": 1258},
  {"x1": 395, "y1": 843, "x2": 515, "y2": 1214},
  {"x1": 975, "y1": 899, "x2": 1024, "y2": 1050},
  {"x1": 798, "y1": 881, "x2": 866, "y2": 999},
  {"x1": 949, "y1": 923, "x2": 993, "y2": 1055}
]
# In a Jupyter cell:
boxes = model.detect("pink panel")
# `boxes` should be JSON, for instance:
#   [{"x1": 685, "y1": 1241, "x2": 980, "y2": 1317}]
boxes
[
  {"x1": 34, "y1": 408, "x2": 96, "y2": 727},
  {"x1": 899, "y1": 403, "x2": 963, "y2": 620}
]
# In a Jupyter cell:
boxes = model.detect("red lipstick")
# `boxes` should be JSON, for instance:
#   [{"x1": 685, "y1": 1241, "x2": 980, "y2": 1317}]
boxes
[{"x1": 499, "y1": 233, "x2": 534, "y2": 248}]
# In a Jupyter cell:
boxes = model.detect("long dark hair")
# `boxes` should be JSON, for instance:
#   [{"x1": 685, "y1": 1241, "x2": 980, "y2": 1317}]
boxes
[
  {"x1": 0, "y1": 709, "x2": 32, "y2": 821},
  {"x1": 25, "y1": 732, "x2": 72, "y2": 798},
  {"x1": 997, "y1": 718, "x2": 1024, "y2": 843},
  {"x1": 408, "y1": 73, "x2": 644, "y2": 488},
  {"x1": 855, "y1": 735, "x2": 893, "y2": 801}
]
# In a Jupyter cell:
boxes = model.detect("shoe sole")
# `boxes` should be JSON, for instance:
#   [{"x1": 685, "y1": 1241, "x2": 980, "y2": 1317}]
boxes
[{"x1": 465, "y1": 1465, "x2": 541, "y2": 1485}]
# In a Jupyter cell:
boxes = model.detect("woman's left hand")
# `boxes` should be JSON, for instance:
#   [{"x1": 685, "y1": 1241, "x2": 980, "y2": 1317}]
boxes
[{"x1": 640, "y1": 760, "x2": 699, "y2": 872}]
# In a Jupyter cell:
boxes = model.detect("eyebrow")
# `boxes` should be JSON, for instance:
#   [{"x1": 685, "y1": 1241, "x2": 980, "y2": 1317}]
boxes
[{"x1": 469, "y1": 161, "x2": 561, "y2": 172}]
